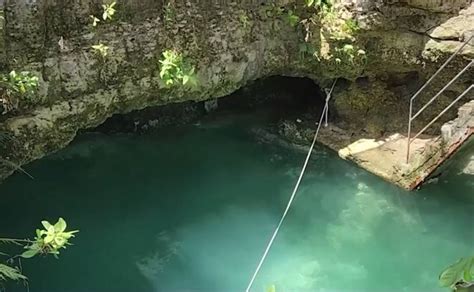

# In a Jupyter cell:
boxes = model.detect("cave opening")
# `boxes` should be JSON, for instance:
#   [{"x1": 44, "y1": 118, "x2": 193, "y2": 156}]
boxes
[{"x1": 92, "y1": 76, "x2": 326, "y2": 134}]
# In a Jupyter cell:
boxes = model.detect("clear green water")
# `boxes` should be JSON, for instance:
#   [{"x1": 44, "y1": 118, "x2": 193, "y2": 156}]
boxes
[{"x1": 0, "y1": 113, "x2": 472, "y2": 292}]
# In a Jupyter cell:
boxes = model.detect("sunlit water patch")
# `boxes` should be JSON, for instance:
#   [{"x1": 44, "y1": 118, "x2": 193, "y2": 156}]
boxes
[{"x1": 0, "y1": 113, "x2": 472, "y2": 292}]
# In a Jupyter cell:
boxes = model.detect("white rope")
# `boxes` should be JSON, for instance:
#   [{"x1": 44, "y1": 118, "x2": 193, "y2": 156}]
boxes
[
  {"x1": 245, "y1": 79, "x2": 338, "y2": 292},
  {"x1": 324, "y1": 80, "x2": 337, "y2": 127}
]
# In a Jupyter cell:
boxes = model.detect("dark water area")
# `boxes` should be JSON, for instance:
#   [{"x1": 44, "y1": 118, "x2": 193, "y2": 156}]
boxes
[{"x1": 0, "y1": 111, "x2": 472, "y2": 292}]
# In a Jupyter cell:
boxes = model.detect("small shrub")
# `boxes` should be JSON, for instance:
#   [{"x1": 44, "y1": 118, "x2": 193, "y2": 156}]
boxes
[
  {"x1": 159, "y1": 50, "x2": 198, "y2": 88},
  {"x1": 314, "y1": 5, "x2": 365, "y2": 66},
  {"x1": 239, "y1": 12, "x2": 250, "y2": 29},
  {"x1": 90, "y1": 15, "x2": 101, "y2": 27},
  {"x1": 1, "y1": 71, "x2": 39, "y2": 99},
  {"x1": 343, "y1": 19, "x2": 360, "y2": 34},
  {"x1": 91, "y1": 43, "x2": 110, "y2": 58},
  {"x1": 21, "y1": 218, "x2": 79, "y2": 259},
  {"x1": 89, "y1": 1, "x2": 117, "y2": 59},
  {"x1": 285, "y1": 10, "x2": 300, "y2": 27},
  {"x1": 0, "y1": 218, "x2": 78, "y2": 283},
  {"x1": 321, "y1": 12, "x2": 357, "y2": 41},
  {"x1": 0, "y1": 70, "x2": 39, "y2": 113},
  {"x1": 102, "y1": 1, "x2": 117, "y2": 21},
  {"x1": 334, "y1": 43, "x2": 366, "y2": 65}
]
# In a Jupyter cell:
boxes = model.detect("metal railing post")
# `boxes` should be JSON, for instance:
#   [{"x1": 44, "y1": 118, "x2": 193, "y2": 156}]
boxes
[{"x1": 406, "y1": 100, "x2": 414, "y2": 163}]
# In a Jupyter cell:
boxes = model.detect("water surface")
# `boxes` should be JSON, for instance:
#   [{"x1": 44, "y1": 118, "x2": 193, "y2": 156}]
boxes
[{"x1": 0, "y1": 113, "x2": 472, "y2": 292}]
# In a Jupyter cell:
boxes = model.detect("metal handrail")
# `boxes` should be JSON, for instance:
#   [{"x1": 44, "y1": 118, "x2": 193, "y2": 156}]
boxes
[
  {"x1": 411, "y1": 60, "x2": 473, "y2": 121},
  {"x1": 410, "y1": 84, "x2": 473, "y2": 142},
  {"x1": 406, "y1": 35, "x2": 474, "y2": 163}
]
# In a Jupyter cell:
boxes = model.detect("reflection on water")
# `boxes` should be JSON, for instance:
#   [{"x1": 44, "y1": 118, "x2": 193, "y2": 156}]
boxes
[{"x1": 0, "y1": 114, "x2": 472, "y2": 292}]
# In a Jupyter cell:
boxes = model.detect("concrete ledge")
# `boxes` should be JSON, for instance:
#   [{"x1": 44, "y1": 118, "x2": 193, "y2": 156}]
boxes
[{"x1": 335, "y1": 100, "x2": 474, "y2": 190}]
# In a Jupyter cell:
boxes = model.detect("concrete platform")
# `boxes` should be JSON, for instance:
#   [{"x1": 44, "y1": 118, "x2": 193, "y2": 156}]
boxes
[{"x1": 336, "y1": 100, "x2": 474, "y2": 190}]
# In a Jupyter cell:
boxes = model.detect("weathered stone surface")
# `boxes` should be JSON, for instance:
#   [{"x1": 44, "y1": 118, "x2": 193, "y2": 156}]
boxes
[
  {"x1": 0, "y1": 0, "x2": 473, "y2": 183},
  {"x1": 406, "y1": 0, "x2": 471, "y2": 12}
]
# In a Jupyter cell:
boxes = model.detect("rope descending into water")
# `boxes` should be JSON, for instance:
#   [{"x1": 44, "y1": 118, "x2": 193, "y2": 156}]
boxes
[{"x1": 244, "y1": 79, "x2": 338, "y2": 292}]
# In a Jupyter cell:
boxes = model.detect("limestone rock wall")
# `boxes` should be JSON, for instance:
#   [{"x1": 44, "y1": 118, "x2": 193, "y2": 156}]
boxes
[{"x1": 0, "y1": 0, "x2": 473, "y2": 180}]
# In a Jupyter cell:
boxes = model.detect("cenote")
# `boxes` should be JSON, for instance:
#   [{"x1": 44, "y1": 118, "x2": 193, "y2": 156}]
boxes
[{"x1": 0, "y1": 76, "x2": 473, "y2": 292}]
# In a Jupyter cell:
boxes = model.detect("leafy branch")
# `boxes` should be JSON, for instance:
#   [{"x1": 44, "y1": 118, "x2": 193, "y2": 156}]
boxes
[
  {"x1": 90, "y1": 1, "x2": 117, "y2": 58},
  {"x1": 0, "y1": 264, "x2": 26, "y2": 282},
  {"x1": 0, "y1": 218, "x2": 78, "y2": 283},
  {"x1": 102, "y1": 2, "x2": 117, "y2": 21},
  {"x1": 0, "y1": 70, "x2": 39, "y2": 114},
  {"x1": 159, "y1": 50, "x2": 198, "y2": 88},
  {"x1": 299, "y1": 0, "x2": 366, "y2": 67}
]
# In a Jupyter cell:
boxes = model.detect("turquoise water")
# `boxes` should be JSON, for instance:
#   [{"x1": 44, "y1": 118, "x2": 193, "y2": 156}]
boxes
[{"x1": 0, "y1": 113, "x2": 472, "y2": 292}]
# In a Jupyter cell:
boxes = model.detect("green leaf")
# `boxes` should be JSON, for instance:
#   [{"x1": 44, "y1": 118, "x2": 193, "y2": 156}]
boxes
[
  {"x1": 90, "y1": 15, "x2": 100, "y2": 27},
  {"x1": 102, "y1": 2, "x2": 116, "y2": 20},
  {"x1": 182, "y1": 75, "x2": 190, "y2": 85},
  {"x1": 41, "y1": 220, "x2": 53, "y2": 230},
  {"x1": 439, "y1": 258, "x2": 471, "y2": 287},
  {"x1": 464, "y1": 268, "x2": 472, "y2": 282},
  {"x1": 62, "y1": 230, "x2": 79, "y2": 239},
  {"x1": 91, "y1": 43, "x2": 109, "y2": 57},
  {"x1": 291, "y1": 16, "x2": 300, "y2": 27},
  {"x1": 21, "y1": 249, "x2": 39, "y2": 259},
  {"x1": 464, "y1": 258, "x2": 474, "y2": 281},
  {"x1": 54, "y1": 218, "x2": 67, "y2": 233}
]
